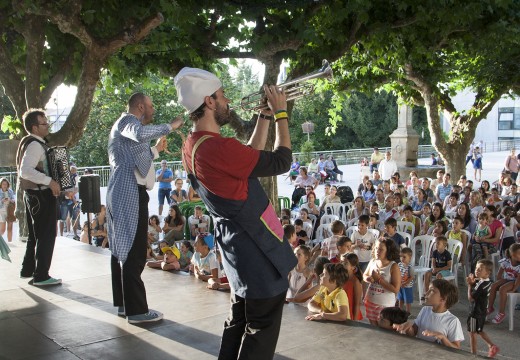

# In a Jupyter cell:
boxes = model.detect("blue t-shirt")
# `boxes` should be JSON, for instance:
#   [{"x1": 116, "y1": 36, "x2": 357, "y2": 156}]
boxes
[
  {"x1": 432, "y1": 249, "x2": 452, "y2": 268},
  {"x1": 390, "y1": 232, "x2": 405, "y2": 248},
  {"x1": 156, "y1": 168, "x2": 173, "y2": 189}
]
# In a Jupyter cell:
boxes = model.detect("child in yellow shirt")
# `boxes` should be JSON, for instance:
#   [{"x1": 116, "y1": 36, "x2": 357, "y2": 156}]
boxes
[{"x1": 305, "y1": 263, "x2": 350, "y2": 322}]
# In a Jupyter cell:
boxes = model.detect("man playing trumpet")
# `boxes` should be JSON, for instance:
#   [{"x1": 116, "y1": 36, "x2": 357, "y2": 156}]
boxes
[{"x1": 176, "y1": 68, "x2": 296, "y2": 359}]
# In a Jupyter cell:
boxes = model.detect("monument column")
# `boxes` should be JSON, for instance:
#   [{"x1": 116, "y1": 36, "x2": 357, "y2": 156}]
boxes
[{"x1": 390, "y1": 104, "x2": 420, "y2": 167}]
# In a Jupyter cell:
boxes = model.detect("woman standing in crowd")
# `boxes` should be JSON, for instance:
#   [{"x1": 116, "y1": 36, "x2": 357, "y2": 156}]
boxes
[{"x1": 0, "y1": 178, "x2": 16, "y2": 242}]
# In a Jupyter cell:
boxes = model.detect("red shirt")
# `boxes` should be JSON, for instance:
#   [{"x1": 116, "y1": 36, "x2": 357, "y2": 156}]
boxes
[{"x1": 183, "y1": 131, "x2": 260, "y2": 201}]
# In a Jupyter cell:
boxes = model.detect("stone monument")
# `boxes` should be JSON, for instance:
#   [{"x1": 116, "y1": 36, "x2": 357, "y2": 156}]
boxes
[{"x1": 390, "y1": 104, "x2": 442, "y2": 178}]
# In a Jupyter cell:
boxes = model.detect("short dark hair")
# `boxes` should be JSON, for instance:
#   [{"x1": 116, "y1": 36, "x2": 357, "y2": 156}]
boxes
[
  {"x1": 358, "y1": 214, "x2": 369, "y2": 225},
  {"x1": 294, "y1": 219, "x2": 303, "y2": 226},
  {"x1": 384, "y1": 217, "x2": 397, "y2": 228},
  {"x1": 128, "y1": 92, "x2": 147, "y2": 110},
  {"x1": 331, "y1": 220, "x2": 345, "y2": 235},
  {"x1": 337, "y1": 236, "x2": 351, "y2": 247},
  {"x1": 477, "y1": 259, "x2": 493, "y2": 274},
  {"x1": 23, "y1": 108, "x2": 46, "y2": 133},
  {"x1": 284, "y1": 224, "x2": 295, "y2": 239},
  {"x1": 314, "y1": 256, "x2": 331, "y2": 276},
  {"x1": 431, "y1": 279, "x2": 459, "y2": 309},
  {"x1": 400, "y1": 247, "x2": 413, "y2": 256},
  {"x1": 324, "y1": 263, "x2": 349, "y2": 287},
  {"x1": 403, "y1": 205, "x2": 413, "y2": 213},
  {"x1": 379, "y1": 307, "x2": 410, "y2": 326}
]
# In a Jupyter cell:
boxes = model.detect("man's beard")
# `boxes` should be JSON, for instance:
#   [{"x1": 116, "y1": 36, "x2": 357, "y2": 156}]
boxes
[{"x1": 215, "y1": 102, "x2": 231, "y2": 127}]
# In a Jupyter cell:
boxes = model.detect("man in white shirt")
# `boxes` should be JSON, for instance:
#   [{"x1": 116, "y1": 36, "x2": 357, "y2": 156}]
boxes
[
  {"x1": 379, "y1": 151, "x2": 398, "y2": 181},
  {"x1": 466, "y1": 142, "x2": 475, "y2": 165},
  {"x1": 17, "y1": 109, "x2": 61, "y2": 286}
]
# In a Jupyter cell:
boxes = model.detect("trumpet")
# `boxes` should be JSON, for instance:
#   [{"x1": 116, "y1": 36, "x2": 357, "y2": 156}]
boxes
[{"x1": 240, "y1": 59, "x2": 333, "y2": 112}]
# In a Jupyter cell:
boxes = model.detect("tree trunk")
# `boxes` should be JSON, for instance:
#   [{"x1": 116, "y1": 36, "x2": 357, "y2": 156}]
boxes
[{"x1": 258, "y1": 56, "x2": 283, "y2": 213}]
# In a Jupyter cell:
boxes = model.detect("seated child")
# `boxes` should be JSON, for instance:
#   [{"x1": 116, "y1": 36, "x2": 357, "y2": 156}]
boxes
[
  {"x1": 320, "y1": 220, "x2": 346, "y2": 259},
  {"x1": 207, "y1": 250, "x2": 231, "y2": 291},
  {"x1": 280, "y1": 216, "x2": 291, "y2": 226},
  {"x1": 306, "y1": 263, "x2": 350, "y2": 322},
  {"x1": 294, "y1": 219, "x2": 310, "y2": 245},
  {"x1": 471, "y1": 212, "x2": 492, "y2": 260},
  {"x1": 398, "y1": 247, "x2": 415, "y2": 314},
  {"x1": 80, "y1": 221, "x2": 90, "y2": 244},
  {"x1": 423, "y1": 236, "x2": 452, "y2": 299},
  {"x1": 148, "y1": 215, "x2": 161, "y2": 243},
  {"x1": 368, "y1": 213, "x2": 380, "y2": 230},
  {"x1": 192, "y1": 235, "x2": 219, "y2": 283},
  {"x1": 446, "y1": 215, "x2": 468, "y2": 263},
  {"x1": 290, "y1": 256, "x2": 330, "y2": 304},
  {"x1": 430, "y1": 219, "x2": 448, "y2": 238},
  {"x1": 466, "y1": 260, "x2": 499, "y2": 358},
  {"x1": 284, "y1": 224, "x2": 299, "y2": 249},
  {"x1": 341, "y1": 252, "x2": 363, "y2": 320},
  {"x1": 286, "y1": 245, "x2": 312, "y2": 301},
  {"x1": 488, "y1": 243, "x2": 520, "y2": 324},
  {"x1": 178, "y1": 240, "x2": 194, "y2": 271},
  {"x1": 378, "y1": 306, "x2": 410, "y2": 330},
  {"x1": 382, "y1": 217, "x2": 406, "y2": 249},
  {"x1": 330, "y1": 236, "x2": 352, "y2": 263},
  {"x1": 394, "y1": 279, "x2": 464, "y2": 349},
  {"x1": 351, "y1": 215, "x2": 376, "y2": 272},
  {"x1": 147, "y1": 245, "x2": 181, "y2": 271}
]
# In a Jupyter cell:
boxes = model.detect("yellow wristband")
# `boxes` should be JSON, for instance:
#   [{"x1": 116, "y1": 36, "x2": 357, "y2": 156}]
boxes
[{"x1": 274, "y1": 112, "x2": 288, "y2": 120}]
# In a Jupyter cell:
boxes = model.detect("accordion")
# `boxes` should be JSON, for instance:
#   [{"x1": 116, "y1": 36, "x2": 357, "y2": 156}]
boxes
[{"x1": 47, "y1": 146, "x2": 74, "y2": 191}]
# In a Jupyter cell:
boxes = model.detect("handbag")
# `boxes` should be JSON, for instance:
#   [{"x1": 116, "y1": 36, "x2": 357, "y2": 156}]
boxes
[{"x1": 6, "y1": 202, "x2": 16, "y2": 223}]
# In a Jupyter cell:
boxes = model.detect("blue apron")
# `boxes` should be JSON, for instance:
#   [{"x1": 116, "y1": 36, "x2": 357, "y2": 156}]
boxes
[{"x1": 185, "y1": 135, "x2": 297, "y2": 299}]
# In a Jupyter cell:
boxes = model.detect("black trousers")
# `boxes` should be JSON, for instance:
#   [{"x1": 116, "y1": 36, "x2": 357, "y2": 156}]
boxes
[
  {"x1": 21, "y1": 188, "x2": 58, "y2": 282},
  {"x1": 111, "y1": 186, "x2": 149, "y2": 316},
  {"x1": 218, "y1": 292, "x2": 286, "y2": 360}
]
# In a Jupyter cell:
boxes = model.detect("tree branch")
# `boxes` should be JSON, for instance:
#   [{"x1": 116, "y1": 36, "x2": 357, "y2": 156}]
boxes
[
  {"x1": 0, "y1": 40, "x2": 26, "y2": 118},
  {"x1": 19, "y1": 14, "x2": 45, "y2": 108},
  {"x1": 103, "y1": 13, "x2": 164, "y2": 53},
  {"x1": 41, "y1": 56, "x2": 74, "y2": 105}
]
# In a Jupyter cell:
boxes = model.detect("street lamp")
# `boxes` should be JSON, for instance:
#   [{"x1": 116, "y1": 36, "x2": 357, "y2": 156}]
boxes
[{"x1": 302, "y1": 121, "x2": 315, "y2": 142}]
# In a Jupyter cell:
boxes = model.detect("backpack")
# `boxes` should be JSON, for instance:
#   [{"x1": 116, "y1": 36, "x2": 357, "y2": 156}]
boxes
[{"x1": 337, "y1": 186, "x2": 354, "y2": 204}]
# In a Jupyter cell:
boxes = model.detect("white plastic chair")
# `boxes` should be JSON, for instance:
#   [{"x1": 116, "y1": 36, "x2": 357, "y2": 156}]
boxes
[
  {"x1": 346, "y1": 226, "x2": 357, "y2": 239},
  {"x1": 397, "y1": 221, "x2": 415, "y2": 237},
  {"x1": 324, "y1": 203, "x2": 346, "y2": 222},
  {"x1": 368, "y1": 228, "x2": 380, "y2": 238},
  {"x1": 313, "y1": 223, "x2": 332, "y2": 245},
  {"x1": 507, "y1": 292, "x2": 520, "y2": 331},
  {"x1": 411, "y1": 235, "x2": 436, "y2": 304},
  {"x1": 320, "y1": 214, "x2": 339, "y2": 225},
  {"x1": 446, "y1": 229, "x2": 471, "y2": 278},
  {"x1": 443, "y1": 239, "x2": 463, "y2": 288},
  {"x1": 397, "y1": 231, "x2": 412, "y2": 247}
]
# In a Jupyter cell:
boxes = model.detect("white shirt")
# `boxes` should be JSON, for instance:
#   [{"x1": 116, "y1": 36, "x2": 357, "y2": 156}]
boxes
[
  {"x1": 351, "y1": 230, "x2": 376, "y2": 262},
  {"x1": 134, "y1": 147, "x2": 159, "y2": 190},
  {"x1": 379, "y1": 159, "x2": 398, "y2": 180},
  {"x1": 414, "y1": 306, "x2": 464, "y2": 344},
  {"x1": 20, "y1": 134, "x2": 52, "y2": 189}
]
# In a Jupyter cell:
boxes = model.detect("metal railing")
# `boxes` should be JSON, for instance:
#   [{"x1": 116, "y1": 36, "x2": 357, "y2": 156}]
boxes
[
  {"x1": 2, "y1": 140, "x2": 517, "y2": 190},
  {"x1": 293, "y1": 144, "x2": 437, "y2": 166}
]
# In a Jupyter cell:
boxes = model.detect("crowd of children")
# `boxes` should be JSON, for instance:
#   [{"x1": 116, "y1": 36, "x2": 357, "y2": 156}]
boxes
[{"x1": 278, "y1": 167, "x2": 520, "y2": 358}]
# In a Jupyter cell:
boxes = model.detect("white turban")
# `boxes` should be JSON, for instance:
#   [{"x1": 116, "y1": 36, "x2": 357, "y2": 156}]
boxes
[{"x1": 174, "y1": 67, "x2": 222, "y2": 114}]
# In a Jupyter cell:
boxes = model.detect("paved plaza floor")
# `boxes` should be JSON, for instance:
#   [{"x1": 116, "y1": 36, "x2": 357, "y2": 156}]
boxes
[{"x1": 1, "y1": 150, "x2": 519, "y2": 360}]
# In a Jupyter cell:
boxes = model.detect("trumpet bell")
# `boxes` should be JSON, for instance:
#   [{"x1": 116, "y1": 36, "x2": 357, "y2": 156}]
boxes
[{"x1": 240, "y1": 59, "x2": 333, "y2": 112}]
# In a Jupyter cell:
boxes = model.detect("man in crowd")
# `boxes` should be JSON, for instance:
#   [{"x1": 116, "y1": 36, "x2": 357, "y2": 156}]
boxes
[
  {"x1": 379, "y1": 151, "x2": 398, "y2": 181},
  {"x1": 436, "y1": 172, "x2": 452, "y2": 204},
  {"x1": 176, "y1": 67, "x2": 296, "y2": 359},
  {"x1": 106, "y1": 93, "x2": 183, "y2": 323},
  {"x1": 17, "y1": 109, "x2": 61, "y2": 286},
  {"x1": 156, "y1": 159, "x2": 173, "y2": 216},
  {"x1": 370, "y1": 147, "x2": 385, "y2": 173}
]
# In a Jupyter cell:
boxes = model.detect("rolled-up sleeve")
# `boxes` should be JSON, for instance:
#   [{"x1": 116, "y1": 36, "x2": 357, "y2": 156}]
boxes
[{"x1": 19, "y1": 142, "x2": 52, "y2": 186}]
